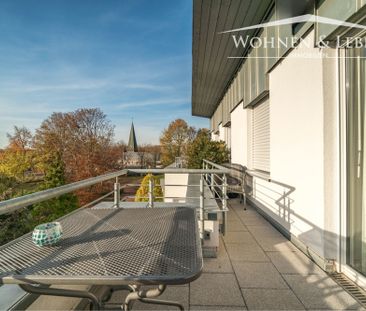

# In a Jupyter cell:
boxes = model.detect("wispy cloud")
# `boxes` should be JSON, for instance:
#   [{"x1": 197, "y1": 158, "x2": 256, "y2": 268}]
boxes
[
  {"x1": 123, "y1": 83, "x2": 172, "y2": 92},
  {"x1": 115, "y1": 98, "x2": 189, "y2": 110},
  {"x1": 4, "y1": 81, "x2": 109, "y2": 93}
]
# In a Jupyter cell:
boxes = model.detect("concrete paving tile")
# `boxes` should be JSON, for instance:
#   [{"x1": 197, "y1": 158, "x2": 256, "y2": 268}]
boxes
[
  {"x1": 283, "y1": 274, "x2": 364, "y2": 310},
  {"x1": 256, "y1": 238, "x2": 297, "y2": 252},
  {"x1": 227, "y1": 220, "x2": 248, "y2": 232},
  {"x1": 190, "y1": 273, "x2": 245, "y2": 306},
  {"x1": 267, "y1": 251, "x2": 326, "y2": 275},
  {"x1": 232, "y1": 211, "x2": 248, "y2": 220},
  {"x1": 203, "y1": 258, "x2": 233, "y2": 273},
  {"x1": 237, "y1": 215, "x2": 270, "y2": 226},
  {"x1": 226, "y1": 217, "x2": 243, "y2": 225},
  {"x1": 190, "y1": 305, "x2": 246, "y2": 310},
  {"x1": 230, "y1": 201, "x2": 247, "y2": 207},
  {"x1": 232, "y1": 262, "x2": 288, "y2": 289},
  {"x1": 223, "y1": 232, "x2": 258, "y2": 244},
  {"x1": 226, "y1": 243, "x2": 269, "y2": 262},
  {"x1": 203, "y1": 243, "x2": 233, "y2": 273},
  {"x1": 246, "y1": 225, "x2": 284, "y2": 238},
  {"x1": 27, "y1": 285, "x2": 86, "y2": 310},
  {"x1": 231, "y1": 206, "x2": 248, "y2": 213},
  {"x1": 235, "y1": 210, "x2": 261, "y2": 218},
  {"x1": 242, "y1": 288, "x2": 305, "y2": 310}
]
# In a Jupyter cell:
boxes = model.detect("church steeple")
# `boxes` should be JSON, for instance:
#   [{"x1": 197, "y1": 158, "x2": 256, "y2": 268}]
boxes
[{"x1": 127, "y1": 122, "x2": 138, "y2": 152}]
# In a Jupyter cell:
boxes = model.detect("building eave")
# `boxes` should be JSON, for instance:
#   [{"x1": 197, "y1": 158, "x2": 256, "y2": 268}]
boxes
[{"x1": 191, "y1": 0, "x2": 273, "y2": 118}]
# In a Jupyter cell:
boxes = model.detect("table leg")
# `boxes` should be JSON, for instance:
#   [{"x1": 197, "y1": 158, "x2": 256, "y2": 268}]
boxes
[
  {"x1": 102, "y1": 284, "x2": 137, "y2": 302},
  {"x1": 19, "y1": 284, "x2": 101, "y2": 310},
  {"x1": 123, "y1": 285, "x2": 184, "y2": 311}
]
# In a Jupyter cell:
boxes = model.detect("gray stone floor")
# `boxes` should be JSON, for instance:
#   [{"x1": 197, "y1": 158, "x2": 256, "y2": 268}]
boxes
[
  {"x1": 106, "y1": 199, "x2": 365, "y2": 311},
  {"x1": 26, "y1": 199, "x2": 365, "y2": 311}
]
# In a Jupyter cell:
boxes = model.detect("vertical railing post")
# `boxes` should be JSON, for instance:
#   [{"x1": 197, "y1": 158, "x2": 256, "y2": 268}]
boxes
[
  {"x1": 242, "y1": 172, "x2": 247, "y2": 210},
  {"x1": 222, "y1": 174, "x2": 228, "y2": 235},
  {"x1": 148, "y1": 177, "x2": 154, "y2": 208},
  {"x1": 283, "y1": 189, "x2": 287, "y2": 219},
  {"x1": 203, "y1": 161, "x2": 207, "y2": 183},
  {"x1": 200, "y1": 174, "x2": 205, "y2": 240},
  {"x1": 114, "y1": 177, "x2": 120, "y2": 208},
  {"x1": 210, "y1": 165, "x2": 214, "y2": 193},
  {"x1": 222, "y1": 174, "x2": 227, "y2": 210}
]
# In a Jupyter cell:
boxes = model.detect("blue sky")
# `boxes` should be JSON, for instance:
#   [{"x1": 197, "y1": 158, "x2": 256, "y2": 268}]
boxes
[{"x1": 0, "y1": 0, "x2": 207, "y2": 147}]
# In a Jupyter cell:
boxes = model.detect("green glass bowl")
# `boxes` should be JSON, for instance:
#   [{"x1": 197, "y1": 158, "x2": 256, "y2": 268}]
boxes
[{"x1": 32, "y1": 222, "x2": 63, "y2": 247}]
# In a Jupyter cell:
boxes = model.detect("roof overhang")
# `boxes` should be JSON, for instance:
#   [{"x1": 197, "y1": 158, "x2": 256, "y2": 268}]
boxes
[{"x1": 192, "y1": 0, "x2": 273, "y2": 118}]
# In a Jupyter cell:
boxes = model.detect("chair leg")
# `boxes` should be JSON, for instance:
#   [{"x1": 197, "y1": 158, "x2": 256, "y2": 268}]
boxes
[{"x1": 122, "y1": 285, "x2": 184, "y2": 311}]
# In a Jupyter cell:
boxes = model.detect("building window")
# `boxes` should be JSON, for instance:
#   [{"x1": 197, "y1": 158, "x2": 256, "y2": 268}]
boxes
[
  {"x1": 252, "y1": 99, "x2": 270, "y2": 173},
  {"x1": 225, "y1": 126, "x2": 231, "y2": 150},
  {"x1": 346, "y1": 46, "x2": 366, "y2": 276}
]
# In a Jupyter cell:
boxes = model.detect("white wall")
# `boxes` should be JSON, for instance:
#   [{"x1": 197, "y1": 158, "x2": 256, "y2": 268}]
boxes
[
  {"x1": 164, "y1": 173, "x2": 188, "y2": 203},
  {"x1": 259, "y1": 30, "x2": 325, "y2": 255},
  {"x1": 249, "y1": 30, "x2": 336, "y2": 258},
  {"x1": 231, "y1": 103, "x2": 248, "y2": 166}
]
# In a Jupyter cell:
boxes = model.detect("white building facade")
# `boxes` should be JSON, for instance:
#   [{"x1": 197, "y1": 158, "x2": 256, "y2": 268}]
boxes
[{"x1": 192, "y1": 0, "x2": 366, "y2": 289}]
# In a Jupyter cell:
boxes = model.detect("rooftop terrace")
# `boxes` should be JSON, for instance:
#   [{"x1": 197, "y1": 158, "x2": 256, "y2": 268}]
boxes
[{"x1": 21, "y1": 198, "x2": 365, "y2": 311}]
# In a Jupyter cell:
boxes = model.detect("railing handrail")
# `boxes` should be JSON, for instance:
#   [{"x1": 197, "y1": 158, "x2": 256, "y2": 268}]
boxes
[
  {"x1": 0, "y1": 167, "x2": 229, "y2": 215},
  {"x1": 245, "y1": 169, "x2": 295, "y2": 192},
  {"x1": 202, "y1": 159, "x2": 229, "y2": 171},
  {"x1": 130, "y1": 168, "x2": 229, "y2": 174},
  {"x1": 244, "y1": 169, "x2": 296, "y2": 211},
  {"x1": 0, "y1": 169, "x2": 129, "y2": 215}
]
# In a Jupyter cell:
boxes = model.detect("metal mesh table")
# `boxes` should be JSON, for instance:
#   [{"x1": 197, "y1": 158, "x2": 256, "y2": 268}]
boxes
[{"x1": 0, "y1": 207, "x2": 203, "y2": 310}]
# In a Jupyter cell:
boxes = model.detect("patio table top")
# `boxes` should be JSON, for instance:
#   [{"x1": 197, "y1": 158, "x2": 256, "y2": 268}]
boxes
[{"x1": 0, "y1": 207, "x2": 202, "y2": 286}]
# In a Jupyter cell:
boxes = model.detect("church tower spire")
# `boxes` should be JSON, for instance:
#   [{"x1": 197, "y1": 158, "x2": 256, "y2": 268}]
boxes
[{"x1": 127, "y1": 121, "x2": 138, "y2": 152}]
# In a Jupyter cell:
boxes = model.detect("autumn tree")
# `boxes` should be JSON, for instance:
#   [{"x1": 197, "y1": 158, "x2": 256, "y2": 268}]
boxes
[
  {"x1": 31, "y1": 153, "x2": 78, "y2": 224},
  {"x1": 135, "y1": 174, "x2": 163, "y2": 202},
  {"x1": 7, "y1": 126, "x2": 33, "y2": 151},
  {"x1": 109, "y1": 141, "x2": 126, "y2": 169},
  {"x1": 34, "y1": 108, "x2": 115, "y2": 180},
  {"x1": 160, "y1": 119, "x2": 196, "y2": 166},
  {"x1": 187, "y1": 129, "x2": 230, "y2": 169},
  {"x1": 0, "y1": 126, "x2": 36, "y2": 182},
  {"x1": 33, "y1": 108, "x2": 116, "y2": 204}
]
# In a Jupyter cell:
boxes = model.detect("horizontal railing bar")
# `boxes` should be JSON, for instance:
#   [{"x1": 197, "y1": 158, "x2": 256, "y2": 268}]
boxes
[
  {"x1": 252, "y1": 182, "x2": 284, "y2": 196},
  {"x1": 135, "y1": 196, "x2": 212, "y2": 200},
  {"x1": 0, "y1": 166, "x2": 230, "y2": 215},
  {"x1": 0, "y1": 170, "x2": 128, "y2": 215},
  {"x1": 163, "y1": 184, "x2": 200, "y2": 187},
  {"x1": 252, "y1": 188, "x2": 280, "y2": 202},
  {"x1": 81, "y1": 191, "x2": 115, "y2": 209},
  {"x1": 246, "y1": 169, "x2": 295, "y2": 191},
  {"x1": 202, "y1": 159, "x2": 228, "y2": 171},
  {"x1": 120, "y1": 184, "x2": 141, "y2": 188},
  {"x1": 129, "y1": 168, "x2": 229, "y2": 174}
]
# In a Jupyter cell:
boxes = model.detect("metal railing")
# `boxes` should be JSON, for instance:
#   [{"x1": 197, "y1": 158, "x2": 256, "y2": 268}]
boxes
[
  {"x1": 202, "y1": 160, "x2": 230, "y2": 233},
  {"x1": 0, "y1": 166, "x2": 230, "y2": 240},
  {"x1": 202, "y1": 161, "x2": 295, "y2": 220},
  {"x1": 244, "y1": 169, "x2": 296, "y2": 221}
]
